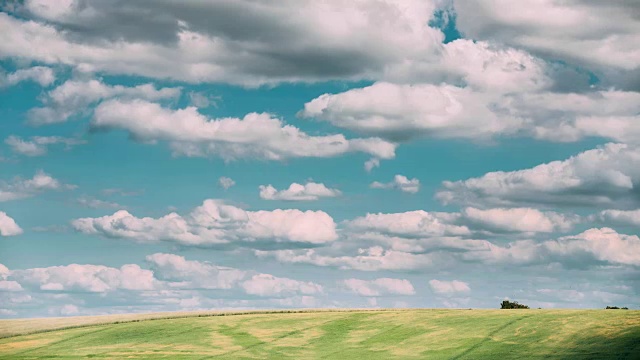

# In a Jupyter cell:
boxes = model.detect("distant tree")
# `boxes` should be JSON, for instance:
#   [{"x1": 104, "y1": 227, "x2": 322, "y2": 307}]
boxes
[
  {"x1": 606, "y1": 306, "x2": 629, "y2": 310},
  {"x1": 500, "y1": 300, "x2": 529, "y2": 309}
]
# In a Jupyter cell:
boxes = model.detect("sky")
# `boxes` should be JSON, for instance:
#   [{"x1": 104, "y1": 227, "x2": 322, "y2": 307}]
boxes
[{"x1": 1, "y1": 0, "x2": 639, "y2": 318}]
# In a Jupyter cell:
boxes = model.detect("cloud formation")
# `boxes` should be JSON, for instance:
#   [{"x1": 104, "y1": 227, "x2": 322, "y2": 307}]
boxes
[
  {"x1": 5, "y1": 135, "x2": 85, "y2": 156},
  {"x1": 72, "y1": 199, "x2": 338, "y2": 246},
  {"x1": 342, "y1": 278, "x2": 415, "y2": 296},
  {"x1": 259, "y1": 182, "x2": 341, "y2": 201},
  {"x1": 0, "y1": 66, "x2": 55, "y2": 87},
  {"x1": 0, "y1": 212, "x2": 23, "y2": 236},
  {"x1": 0, "y1": 171, "x2": 76, "y2": 202},
  {"x1": 371, "y1": 175, "x2": 420, "y2": 193},
  {"x1": 91, "y1": 99, "x2": 396, "y2": 162},
  {"x1": 437, "y1": 143, "x2": 640, "y2": 208}
]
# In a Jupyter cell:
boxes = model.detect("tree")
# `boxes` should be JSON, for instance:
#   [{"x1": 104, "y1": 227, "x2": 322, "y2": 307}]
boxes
[{"x1": 500, "y1": 300, "x2": 529, "y2": 309}]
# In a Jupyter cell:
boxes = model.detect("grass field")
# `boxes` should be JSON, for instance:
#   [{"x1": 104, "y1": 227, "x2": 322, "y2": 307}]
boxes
[{"x1": 0, "y1": 309, "x2": 639, "y2": 359}]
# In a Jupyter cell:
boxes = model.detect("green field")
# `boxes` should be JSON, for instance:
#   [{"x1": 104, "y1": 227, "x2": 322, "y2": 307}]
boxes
[{"x1": 1, "y1": 309, "x2": 639, "y2": 359}]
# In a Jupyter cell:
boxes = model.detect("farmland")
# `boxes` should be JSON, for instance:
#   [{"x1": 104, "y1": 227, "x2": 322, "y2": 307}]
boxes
[{"x1": 1, "y1": 309, "x2": 639, "y2": 359}]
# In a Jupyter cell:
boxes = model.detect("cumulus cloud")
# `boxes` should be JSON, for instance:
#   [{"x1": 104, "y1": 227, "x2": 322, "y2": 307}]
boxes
[
  {"x1": 5, "y1": 135, "x2": 85, "y2": 156},
  {"x1": 453, "y1": 0, "x2": 640, "y2": 72},
  {"x1": 429, "y1": 280, "x2": 470, "y2": 295},
  {"x1": 91, "y1": 99, "x2": 396, "y2": 162},
  {"x1": 594, "y1": 209, "x2": 640, "y2": 228},
  {"x1": 0, "y1": 66, "x2": 55, "y2": 87},
  {"x1": 0, "y1": 280, "x2": 23, "y2": 292},
  {"x1": 28, "y1": 78, "x2": 181, "y2": 125},
  {"x1": 146, "y1": 253, "x2": 246, "y2": 290},
  {"x1": 241, "y1": 274, "x2": 323, "y2": 297},
  {"x1": 259, "y1": 182, "x2": 341, "y2": 201},
  {"x1": 461, "y1": 207, "x2": 579, "y2": 233},
  {"x1": 302, "y1": 82, "x2": 640, "y2": 145},
  {"x1": 147, "y1": 253, "x2": 322, "y2": 297},
  {"x1": 72, "y1": 199, "x2": 338, "y2": 246},
  {"x1": 345, "y1": 210, "x2": 470, "y2": 238},
  {"x1": 342, "y1": 278, "x2": 415, "y2": 296},
  {"x1": 10, "y1": 263, "x2": 157, "y2": 292},
  {"x1": 0, "y1": 212, "x2": 23, "y2": 236},
  {"x1": 437, "y1": 143, "x2": 640, "y2": 208},
  {"x1": 302, "y1": 82, "x2": 520, "y2": 142},
  {"x1": 0, "y1": 170, "x2": 76, "y2": 202},
  {"x1": 256, "y1": 246, "x2": 439, "y2": 272},
  {"x1": 218, "y1": 177, "x2": 235, "y2": 190},
  {"x1": 1, "y1": 1, "x2": 444, "y2": 86},
  {"x1": 371, "y1": 174, "x2": 420, "y2": 193}
]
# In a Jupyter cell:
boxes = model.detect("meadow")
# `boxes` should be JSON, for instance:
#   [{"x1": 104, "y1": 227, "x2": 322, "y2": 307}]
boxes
[{"x1": 0, "y1": 309, "x2": 638, "y2": 359}]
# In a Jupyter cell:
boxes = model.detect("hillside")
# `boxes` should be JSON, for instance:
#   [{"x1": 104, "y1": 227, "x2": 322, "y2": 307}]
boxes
[{"x1": 1, "y1": 309, "x2": 639, "y2": 359}]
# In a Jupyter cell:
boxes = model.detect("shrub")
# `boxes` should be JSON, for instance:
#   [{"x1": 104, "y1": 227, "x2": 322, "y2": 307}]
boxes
[
  {"x1": 606, "y1": 306, "x2": 629, "y2": 310},
  {"x1": 500, "y1": 300, "x2": 530, "y2": 309}
]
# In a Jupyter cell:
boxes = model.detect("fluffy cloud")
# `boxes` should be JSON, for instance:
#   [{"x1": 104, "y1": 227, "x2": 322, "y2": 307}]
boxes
[
  {"x1": 5, "y1": 135, "x2": 85, "y2": 156},
  {"x1": 453, "y1": 0, "x2": 640, "y2": 72},
  {"x1": 10, "y1": 263, "x2": 157, "y2": 292},
  {"x1": 345, "y1": 210, "x2": 470, "y2": 238},
  {"x1": 146, "y1": 253, "x2": 246, "y2": 290},
  {"x1": 28, "y1": 78, "x2": 181, "y2": 125},
  {"x1": 91, "y1": 99, "x2": 396, "y2": 162},
  {"x1": 437, "y1": 143, "x2": 640, "y2": 208},
  {"x1": 461, "y1": 207, "x2": 578, "y2": 233},
  {"x1": 1, "y1": 1, "x2": 443, "y2": 86},
  {"x1": 0, "y1": 280, "x2": 23, "y2": 292},
  {"x1": 595, "y1": 209, "x2": 640, "y2": 227},
  {"x1": 241, "y1": 274, "x2": 323, "y2": 297},
  {"x1": 0, "y1": 66, "x2": 55, "y2": 87},
  {"x1": 72, "y1": 199, "x2": 338, "y2": 245},
  {"x1": 342, "y1": 278, "x2": 415, "y2": 296},
  {"x1": 302, "y1": 82, "x2": 640, "y2": 145},
  {"x1": 256, "y1": 246, "x2": 439, "y2": 272},
  {"x1": 0, "y1": 170, "x2": 75, "y2": 202},
  {"x1": 428, "y1": 280, "x2": 470, "y2": 295},
  {"x1": 301, "y1": 82, "x2": 520, "y2": 142},
  {"x1": 147, "y1": 253, "x2": 322, "y2": 297},
  {"x1": 371, "y1": 175, "x2": 420, "y2": 193},
  {"x1": 218, "y1": 177, "x2": 235, "y2": 190},
  {"x1": 0, "y1": 212, "x2": 23, "y2": 236},
  {"x1": 259, "y1": 182, "x2": 341, "y2": 201}
]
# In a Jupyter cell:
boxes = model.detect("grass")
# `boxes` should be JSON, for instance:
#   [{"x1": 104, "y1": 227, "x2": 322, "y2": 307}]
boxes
[{"x1": 0, "y1": 309, "x2": 638, "y2": 359}]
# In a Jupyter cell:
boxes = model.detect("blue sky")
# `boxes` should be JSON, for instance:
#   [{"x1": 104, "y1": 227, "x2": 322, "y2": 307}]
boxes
[{"x1": 1, "y1": 0, "x2": 639, "y2": 317}]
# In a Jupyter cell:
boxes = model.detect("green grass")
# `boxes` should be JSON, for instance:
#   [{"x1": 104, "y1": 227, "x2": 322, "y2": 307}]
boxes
[{"x1": 0, "y1": 309, "x2": 639, "y2": 359}]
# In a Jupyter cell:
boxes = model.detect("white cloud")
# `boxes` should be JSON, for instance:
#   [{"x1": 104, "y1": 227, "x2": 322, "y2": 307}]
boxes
[
  {"x1": 461, "y1": 207, "x2": 578, "y2": 233},
  {"x1": 371, "y1": 174, "x2": 420, "y2": 193},
  {"x1": 146, "y1": 253, "x2": 246, "y2": 290},
  {"x1": 595, "y1": 209, "x2": 640, "y2": 227},
  {"x1": 5, "y1": 135, "x2": 85, "y2": 156},
  {"x1": 259, "y1": 182, "x2": 341, "y2": 201},
  {"x1": 0, "y1": 1, "x2": 443, "y2": 86},
  {"x1": 76, "y1": 196, "x2": 123, "y2": 209},
  {"x1": 73, "y1": 199, "x2": 338, "y2": 245},
  {"x1": 453, "y1": 0, "x2": 640, "y2": 71},
  {"x1": 429, "y1": 280, "x2": 471, "y2": 295},
  {"x1": 545, "y1": 228, "x2": 640, "y2": 267},
  {"x1": 0, "y1": 212, "x2": 23, "y2": 236},
  {"x1": 0, "y1": 170, "x2": 76, "y2": 202},
  {"x1": 364, "y1": 158, "x2": 380, "y2": 172},
  {"x1": 241, "y1": 274, "x2": 323, "y2": 297},
  {"x1": 11, "y1": 263, "x2": 157, "y2": 292},
  {"x1": 91, "y1": 99, "x2": 396, "y2": 162},
  {"x1": 28, "y1": 78, "x2": 181, "y2": 125},
  {"x1": 345, "y1": 210, "x2": 470, "y2": 238},
  {"x1": 0, "y1": 280, "x2": 23, "y2": 291},
  {"x1": 256, "y1": 246, "x2": 438, "y2": 272},
  {"x1": 342, "y1": 278, "x2": 415, "y2": 296},
  {"x1": 218, "y1": 177, "x2": 235, "y2": 190},
  {"x1": 437, "y1": 143, "x2": 640, "y2": 208},
  {"x1": 302, "y1": 82, "x2": 520, "y2": 142},
  {"x1": 0, "y1": 66, "x2": 55, "y2": 87}
]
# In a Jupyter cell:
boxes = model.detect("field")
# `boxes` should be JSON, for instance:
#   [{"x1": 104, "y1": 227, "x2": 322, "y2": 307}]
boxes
[{"x1": 0, "y1": 309, "x2": 639, "y2": 359}]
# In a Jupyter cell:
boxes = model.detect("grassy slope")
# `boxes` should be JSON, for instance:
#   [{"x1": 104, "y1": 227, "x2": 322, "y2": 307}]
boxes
[{"x1": 0, "y1": 309, "x2": 639, "y2": 359}]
